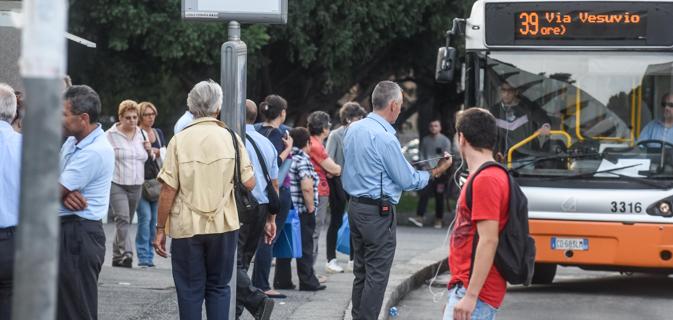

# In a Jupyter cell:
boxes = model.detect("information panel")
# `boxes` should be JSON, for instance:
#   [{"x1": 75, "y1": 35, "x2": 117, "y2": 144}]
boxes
[
  {"x1": 181, "y1": 0, "x2": 287, "y2": 24},
  {"x1": 486, "y1": 2, "x2": 673, "y2": 47}
]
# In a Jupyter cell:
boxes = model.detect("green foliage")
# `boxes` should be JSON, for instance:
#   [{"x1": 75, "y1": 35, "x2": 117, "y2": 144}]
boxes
[{"x1": 68, "y1": 0, "x2": 472, "y2": 133}]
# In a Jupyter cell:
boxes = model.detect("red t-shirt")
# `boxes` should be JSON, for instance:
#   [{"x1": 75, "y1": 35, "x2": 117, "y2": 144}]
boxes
[
  {"x1": 309, "y1": 136, "x2": 330, "y2": 196},
  {"x1": 448, "y1": 166, "x2": 510, "y2": 308}
]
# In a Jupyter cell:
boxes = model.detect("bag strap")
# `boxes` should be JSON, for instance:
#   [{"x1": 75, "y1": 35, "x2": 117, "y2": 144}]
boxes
[
  {"x1": 466, "y1": 161, "x2": 507, "y2": 281},
  {"x1": 246, "y1": 133, "x2": 272, "y2": 184},
  {"x1": 226, "y1": 128, "x2": 243, "y2": 185},
  {"x1": 139, "y1": 129, "x2": 155, "y2": 160}
]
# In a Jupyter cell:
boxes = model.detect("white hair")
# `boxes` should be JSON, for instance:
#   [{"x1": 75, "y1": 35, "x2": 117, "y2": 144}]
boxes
[
  {"x1": 187, "y1": 80, "x2": 223, "y2": 118},
  {"x1": 0, "y1": 83, "x2": 17, "y2": 123},
  {"x1": 371, "y1": 81, "x2": 402, "y2": 111}
]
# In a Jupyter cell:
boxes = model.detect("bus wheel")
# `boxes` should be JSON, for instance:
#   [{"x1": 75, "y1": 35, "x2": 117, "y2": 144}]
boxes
[{"x1": 532, "y1": 263, "x2": 557, "y2": 284}]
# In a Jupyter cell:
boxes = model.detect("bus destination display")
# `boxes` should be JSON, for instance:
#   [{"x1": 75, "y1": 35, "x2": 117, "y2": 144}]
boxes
[
  {"x1": 485, "y1": 2, "x2": 673, "y2": 47},
  {"x1": 515, "y1": 10, "x2": 646, "y2": 40}
]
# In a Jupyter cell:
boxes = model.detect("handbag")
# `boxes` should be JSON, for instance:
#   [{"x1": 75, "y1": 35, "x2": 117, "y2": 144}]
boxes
[
  {"x1": 245, "y1": 134, "x2": 280, "y2": 214},
  {"x1": 336, "y1": 212, "x2": 350, "y2": 255},
  {"x1": 227, "y1": 128, "x2": 259, "y2": 224},
  {"x1": 140, "y1": 129, "x2": 161, "y2": 201},
  {"x1": 142, "y1": 179, "x2": 161, "y2": 201},
  {"x1": 273, "y1": 208, "x2": 303, "y2": 258}
]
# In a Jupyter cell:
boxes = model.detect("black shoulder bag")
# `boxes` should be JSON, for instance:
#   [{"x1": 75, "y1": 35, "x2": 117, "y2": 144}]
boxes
[
  {"x1": 140, "y1": 129, "x2": 161, "y2": 201},
  {"x1": 246, "y1": 134, "x2": 280, "y2": 215},
  {"x1": 227, "y1": 128, "x2": 259, "y2": 223}
]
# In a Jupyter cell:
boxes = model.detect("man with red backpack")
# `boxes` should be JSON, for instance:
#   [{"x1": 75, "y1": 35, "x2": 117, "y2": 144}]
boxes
[{"x1": 445, "y1": 108, "x2": 535, "y2": 320}]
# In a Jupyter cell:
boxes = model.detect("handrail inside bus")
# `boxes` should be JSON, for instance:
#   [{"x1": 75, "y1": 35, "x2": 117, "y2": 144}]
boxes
[
  {"x1": 507, "y1": 130, "x2": 573, "y2": 168},
  {"x1": 575, "y1": 86, "x2": 585, "y2": 141}
]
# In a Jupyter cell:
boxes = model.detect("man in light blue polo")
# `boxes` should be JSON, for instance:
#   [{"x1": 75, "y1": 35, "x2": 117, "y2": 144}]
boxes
[
  {"x1": 342, "y1": 81, "x2": 452, "y2": 320},
  {"x1": 0, "y1": 83, "x2": 20, "y2": 320},
  {"x1": 58, "y1": 85, "x2": 114, "y2": 320},
  {"x1": 235, "y1": 99, "x2": 278, "y2": 319}
]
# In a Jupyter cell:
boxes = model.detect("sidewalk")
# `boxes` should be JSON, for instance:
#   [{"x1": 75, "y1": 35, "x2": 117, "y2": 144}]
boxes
[{"x1": 98, "y1": 223, "x2": 449, "y2": 320}]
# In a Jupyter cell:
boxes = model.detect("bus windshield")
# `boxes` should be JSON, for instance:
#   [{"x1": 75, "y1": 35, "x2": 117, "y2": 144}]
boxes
[{"x1": 479, "y1": 52, "x2": 673, "y2": 179}]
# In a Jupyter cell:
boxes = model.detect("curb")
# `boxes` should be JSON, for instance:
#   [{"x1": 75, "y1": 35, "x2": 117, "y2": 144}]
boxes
[{"x1": 343, "y1": 245, "x2": 449, "y2": 320}]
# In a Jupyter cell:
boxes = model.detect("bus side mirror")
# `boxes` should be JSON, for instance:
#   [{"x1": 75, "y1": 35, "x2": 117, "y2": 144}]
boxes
[{"x1": 435, "y1": 46, "x2": 457, "y2": 83}]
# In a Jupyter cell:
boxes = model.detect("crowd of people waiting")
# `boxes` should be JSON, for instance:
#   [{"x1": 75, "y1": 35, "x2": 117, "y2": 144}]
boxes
[{"x1": 0, "y1": 79, "x2": 375, "y2": 320}]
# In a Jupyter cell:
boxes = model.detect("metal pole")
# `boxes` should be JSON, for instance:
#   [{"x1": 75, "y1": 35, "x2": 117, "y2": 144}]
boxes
[
  {"x1": 12, "y1": 0, "x2": 67, "y2": 319},
  {"x1": 220, "y1": 20, "x2": 247, "y2": 320},
  {"x1": 220, "y1": 21, "x2": 247, "y2": 136}
]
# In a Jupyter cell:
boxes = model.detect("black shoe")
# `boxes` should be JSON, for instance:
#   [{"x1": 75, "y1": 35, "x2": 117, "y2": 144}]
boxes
[
  {"x1": 299, "y1": 284, "x2": 326, "y2": 291},
  {"x1": 112, "y1": 256, "x2": 132, "y2": 268},
  {"x1": 253, "y1": 297, "x2": 274, "y2": 320},
  {"x1": 274, "y1": 283, "x2": 295, "y2": 290}
]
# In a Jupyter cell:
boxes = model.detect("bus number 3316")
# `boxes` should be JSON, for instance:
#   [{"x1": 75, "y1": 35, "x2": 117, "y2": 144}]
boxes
[{"x1": 610, "y1": 201, "x2": 642, "y2": 213}]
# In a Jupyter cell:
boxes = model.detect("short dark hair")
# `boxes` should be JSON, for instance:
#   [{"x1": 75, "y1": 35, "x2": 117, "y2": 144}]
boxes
[
  {"x1": 64, "y1": 85, "x2": 101, "y2": 124},
  {"x1": 661, "y1": 92, "x2": 672, "y2": 106},
  {"x1": 291, "y1": 127, "x2": 311, "y2": 149},
  {"x1": 339, "y1": 102, "x2": 367, "y2": 125},
  {"x1": 455, "y1": 108, "x2": 497, "y2": 151},
  {"x1": 259, "y1": 94, "x2": 287, "y2": 120},
  {"x1": 307, "y1": 111, "x2": 331, "y2": 136}
]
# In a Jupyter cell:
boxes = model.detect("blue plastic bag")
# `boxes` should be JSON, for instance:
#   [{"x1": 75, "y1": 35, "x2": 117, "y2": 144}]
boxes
[
  {"x1": 336, "y1": 213, "x2": 350, "y2": 255},
  {"x1": 273, "y1": 208, "x2": 302, "y2": 258}
]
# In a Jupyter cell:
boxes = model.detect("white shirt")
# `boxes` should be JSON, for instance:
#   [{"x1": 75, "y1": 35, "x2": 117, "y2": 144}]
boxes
[{"x1": 106, "y1": 124, "x2": 148, "y2": 185}]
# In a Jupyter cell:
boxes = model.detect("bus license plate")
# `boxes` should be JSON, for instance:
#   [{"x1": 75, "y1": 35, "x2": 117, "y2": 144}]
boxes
[{"x1": 551, "y1": 237, "x2": 588, "y2": 251}]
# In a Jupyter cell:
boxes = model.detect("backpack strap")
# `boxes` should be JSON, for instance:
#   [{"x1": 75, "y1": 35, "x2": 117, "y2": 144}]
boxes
[{"x1": 467, "y1": 161, "x2": 509, "y2": 282}]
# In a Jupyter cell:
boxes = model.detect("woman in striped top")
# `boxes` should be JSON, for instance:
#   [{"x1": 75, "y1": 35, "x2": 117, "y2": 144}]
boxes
[{"x1": 106, "y1": 100, "x2": 150, "y2": 268}]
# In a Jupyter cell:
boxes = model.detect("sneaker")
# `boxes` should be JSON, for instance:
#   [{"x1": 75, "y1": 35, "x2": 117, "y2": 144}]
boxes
[
  {"x1": 325, "y1": 259, "x2": 344, "y2": 274},
  {"x1": 347, "y1": 260, "x2": 354, "y2": 272},
  {"x1": 434, "y1": 219, "x2": 443, "y2": 229},
  {"x1": 408, "y1": 216, "x2": 423, "y2": 227},
  {"x1": 112, "y1": 256, "x2": 132, "y2": 268}
]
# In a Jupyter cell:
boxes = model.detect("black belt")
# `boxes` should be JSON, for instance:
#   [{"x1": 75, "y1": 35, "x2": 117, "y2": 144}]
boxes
[
  {"x1": 60, "y1": 215, "x2": 87, "y2": 223},
  {"x1": 0, "y1": 226, "x2": 16, "y2": 238},
  {"x1": 351, "y1": 196, "x2": 382, "y2": 206}
]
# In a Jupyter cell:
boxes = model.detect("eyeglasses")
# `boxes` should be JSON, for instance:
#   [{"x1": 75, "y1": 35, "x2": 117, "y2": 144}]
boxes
[
  {"x1": 662, "y1": 102, "x2": 673, "y2": 108},
  {"x1": 143, "y1": 113, "x2": 156, "y2": 117},
  {"x1": 123, "y1": 115, "x2": 138, "y2": 120}
]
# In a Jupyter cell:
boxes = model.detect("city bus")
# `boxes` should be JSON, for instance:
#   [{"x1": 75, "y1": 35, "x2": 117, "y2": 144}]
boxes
[{"x1": 436, "y1": 0, "x2": 673, "y2": 283}]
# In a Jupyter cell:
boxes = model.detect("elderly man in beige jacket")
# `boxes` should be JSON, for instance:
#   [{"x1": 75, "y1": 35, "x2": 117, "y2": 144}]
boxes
[{"x1": 153, "y1": 80, "x2": 255, "y2": 320}]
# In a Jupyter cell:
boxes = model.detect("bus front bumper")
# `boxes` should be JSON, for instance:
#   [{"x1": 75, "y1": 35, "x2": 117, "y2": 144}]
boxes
[{"x1": 530, "y1": 219, "x2": 673, "y2": 269}]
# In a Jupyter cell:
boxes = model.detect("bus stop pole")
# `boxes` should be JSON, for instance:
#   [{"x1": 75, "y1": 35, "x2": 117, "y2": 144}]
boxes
[
  {"x1": 220, "y1": 20, "x2": 247, "y2": 320},
  {"x1": 12, "y1": 0, "x2": 67, "y2": 319}
]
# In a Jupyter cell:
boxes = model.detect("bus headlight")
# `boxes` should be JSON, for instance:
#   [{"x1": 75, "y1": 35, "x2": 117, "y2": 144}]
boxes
[{"x1": 659, "y1": 202, "x2": 672, "y2": 217}]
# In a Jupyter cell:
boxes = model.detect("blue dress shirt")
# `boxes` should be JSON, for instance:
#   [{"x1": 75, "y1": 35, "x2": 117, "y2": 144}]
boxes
[
  {"x1": 59, "y1": 125, "x2": 115, "y2": 220},
  {"x1": 342, "y1": 113, "x2": 430, "y2": 204},
  {"x1": 173, "y1": 111, "x2": 195, "y2": 134},
  {"x1": 638, "y1": 120, "x2": 673, "y2": 145},
  {"x1": 245, "y1": 124, "x2": 279, "y2": 204},
  {"x1": 0, "y1": 121, "x2": 21, "y2": 228}
]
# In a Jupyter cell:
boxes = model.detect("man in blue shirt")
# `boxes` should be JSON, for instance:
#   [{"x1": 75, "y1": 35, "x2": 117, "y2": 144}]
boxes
[
  {"x1": 0, "y1": 83, "x2": 20, "y2": 320},
  {"x1": 58, "y1": 85, "x2": 115, "y2": 320},
  {"x1": 236, "y1": 99, "x2": 278, "y2": 319},
  {"x1": 639, "y1": 93, "x2": 673, "y2": 145},
  {"x1": 343, "y1": 81, "x2": 452, "y2": 320}
]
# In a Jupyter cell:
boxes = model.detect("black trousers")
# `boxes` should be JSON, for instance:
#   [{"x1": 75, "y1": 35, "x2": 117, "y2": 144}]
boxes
[
  {"x1": 349, "y1": 200, "x2": 396, "y2": 320},
  {"x1": 236, "y1": 204, "x2": 269, "y2": 318},
  {"x1": 326, "y1": 176, "x2": 352, "y2": 261},
  {"x1": 274, "y1": 211, "x2": 321, "y2": 290},
  {"x1": 0, "y1": 227, "x2": 15, "y2": 320},
  {"x1": 416, "y1": 178, "x2": 446, "y2": 220},
  {"x1": 252, "y1": 187, "x2": 291, "y2": 291},
  {"x1": 171, "y1": 231, "x2": 237, "y2": 320},
  {"x1": 57, "y1": 218, "x2": 106, "y2": 320}
]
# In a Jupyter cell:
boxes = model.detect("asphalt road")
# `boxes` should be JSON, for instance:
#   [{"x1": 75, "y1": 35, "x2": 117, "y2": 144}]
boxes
[{"x1": 398, "y1": 267, "x2": 673, "y2": 320}]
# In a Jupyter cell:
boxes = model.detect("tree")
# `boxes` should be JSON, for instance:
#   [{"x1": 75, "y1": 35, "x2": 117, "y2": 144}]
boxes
[{"x1": 68, "y1": 0, "x2": 472, "y2": 135}]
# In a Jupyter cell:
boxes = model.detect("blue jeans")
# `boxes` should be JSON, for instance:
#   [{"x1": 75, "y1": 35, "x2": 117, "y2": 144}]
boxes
[
  {"x1": 443, "y1": 285, "x2": 498, "y2": 320},
  {"x1": 135, "y1": 197, "x2": 157, "y2": 265}
]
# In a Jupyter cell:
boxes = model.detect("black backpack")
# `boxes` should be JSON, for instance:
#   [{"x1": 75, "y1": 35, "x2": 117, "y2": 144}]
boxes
[{"x1": 466, "y1": 161, "x2": 536, "y2": 286}]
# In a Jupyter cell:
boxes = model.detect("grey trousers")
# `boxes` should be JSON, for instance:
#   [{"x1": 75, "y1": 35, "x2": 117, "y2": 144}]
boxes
[
  {"x1": 312, "y1": 195, "x2": 329, "y2": 266},
  {"x1": 349, "y1": 199, "x2": 396, "y2": 320},
  {"x1": 110, "y1": 182, "x2": 142, "y2": 263}
]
